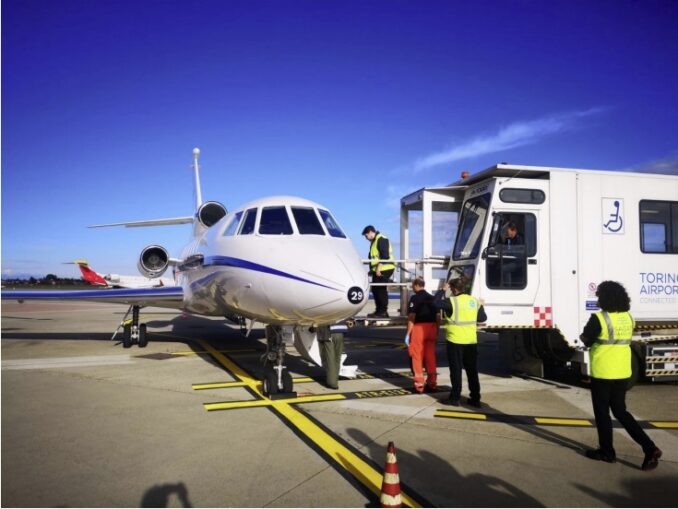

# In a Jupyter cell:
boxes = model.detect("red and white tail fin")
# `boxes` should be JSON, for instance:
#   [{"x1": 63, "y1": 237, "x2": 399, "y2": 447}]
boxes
[{"x1": 72, "y1": 260, "x2": 108, "y2": 286}]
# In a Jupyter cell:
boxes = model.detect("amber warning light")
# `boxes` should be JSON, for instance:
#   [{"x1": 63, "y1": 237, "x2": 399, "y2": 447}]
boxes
[{"x1": 461, "y1": 171, "x2": 470, "y2": 179}]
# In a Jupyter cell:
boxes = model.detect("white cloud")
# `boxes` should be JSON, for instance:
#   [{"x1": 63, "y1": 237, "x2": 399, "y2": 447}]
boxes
[
  {"x1": 414, "y1": 108, "x2": 606, "y2": 173},
  {"x1": 630, "y1": 154, "x2": 678, "y2": 175}
]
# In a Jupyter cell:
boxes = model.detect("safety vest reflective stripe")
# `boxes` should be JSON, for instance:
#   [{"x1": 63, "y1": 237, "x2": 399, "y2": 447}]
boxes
[
  {"x1": 369, "y1": 233, "x2": 395, "y2": 271},
  {"x1": 444, "y1": 294, "x2": 479, "y2": 345},
  {"x1": 591, "y1": 311, "x2": 633, "y2": 379}
]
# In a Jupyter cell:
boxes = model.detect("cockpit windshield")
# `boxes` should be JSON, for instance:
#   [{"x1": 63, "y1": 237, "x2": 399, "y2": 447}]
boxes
[
  {"x1": 318, "y1": 209, "x2": 346, "y2": 238},
  {"x1": 452, "y1": 193, "x2": 491, "y2": 260}
]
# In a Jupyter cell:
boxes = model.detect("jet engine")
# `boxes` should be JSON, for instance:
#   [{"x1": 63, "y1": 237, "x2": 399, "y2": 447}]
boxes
[
  {"x1": 197, "y1": 201, "x2": 227, "y2": 228},
  {"x1": 138, "y1": 245, "x2": 170, "y2": 278}
]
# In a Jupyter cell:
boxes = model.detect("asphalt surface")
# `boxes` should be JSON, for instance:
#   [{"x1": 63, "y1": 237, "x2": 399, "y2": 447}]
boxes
[{"x1": 2, "y1": 300, "x2": 677, "y2": 507}]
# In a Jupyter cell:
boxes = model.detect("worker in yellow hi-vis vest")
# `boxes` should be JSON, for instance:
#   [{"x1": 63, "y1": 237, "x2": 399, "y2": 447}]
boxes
[
  {"x1": 580, "y1": 280, "x2": 662, "y2": 471},
  {"x1": 362, "y1": 225, "x2": 395, "y2": 318},
  {"x1": 433, "y1": 278, "x2": 487, "y2": 407}
]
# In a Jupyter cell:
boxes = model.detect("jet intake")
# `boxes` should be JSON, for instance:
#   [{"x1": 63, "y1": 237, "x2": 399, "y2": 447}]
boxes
[
  {"x1": 138, "y1": 245, "x2": 170, "y2": 278},
  {"x1": 197, "y1": 201, "x2": 227, "y2": 228}
]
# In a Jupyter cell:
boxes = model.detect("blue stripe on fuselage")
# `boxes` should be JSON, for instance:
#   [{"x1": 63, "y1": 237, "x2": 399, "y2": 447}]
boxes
[{"x1": 203, "y1": 256, "x2": 341, "y2": 291}]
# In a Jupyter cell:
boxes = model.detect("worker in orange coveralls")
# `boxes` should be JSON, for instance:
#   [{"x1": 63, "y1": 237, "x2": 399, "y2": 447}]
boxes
[{"x1": 405, "y1": 277, "x2": 440, "y2": 393}]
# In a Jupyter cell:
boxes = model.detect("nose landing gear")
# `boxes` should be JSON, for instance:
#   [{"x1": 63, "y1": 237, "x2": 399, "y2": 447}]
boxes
[{"x1": 261, "y1": 325, "x2": 296, "y2": 399}]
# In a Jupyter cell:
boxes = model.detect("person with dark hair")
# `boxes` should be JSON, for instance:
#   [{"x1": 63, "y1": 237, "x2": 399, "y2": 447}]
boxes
[
  {"x1": 433, "y1": 278, "x2": 487, "y2": 406},
  {"x1": 503, "y1": 222, "x2": 524, "y2": 247},
  {"x1": 362, "y1": 225, "x2": 395, "y2": 317},
  {"x1": 405, "y1": 277, "x2": 439, "y2": 393},
  {"x1": 580, "y1": 280, "x2": 662, "y2": 470}
]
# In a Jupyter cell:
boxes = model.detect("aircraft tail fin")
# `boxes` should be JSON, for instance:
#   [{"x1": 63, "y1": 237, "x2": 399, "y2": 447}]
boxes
[{"x1": 64, "y1": 260, "x2": 108, "y2": 286}]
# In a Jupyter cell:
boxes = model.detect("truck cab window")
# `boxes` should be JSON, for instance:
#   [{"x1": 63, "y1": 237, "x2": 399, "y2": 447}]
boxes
[
  {"x1": 453, "y1": 193, "x2": 491, "y2": 260},
  {"x1": 485, "y1": 213, "x2": 536, "y2": 289}
]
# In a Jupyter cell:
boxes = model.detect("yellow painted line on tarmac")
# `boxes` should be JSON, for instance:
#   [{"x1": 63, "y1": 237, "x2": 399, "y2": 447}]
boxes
[
  {"x1": 196, "y1": 337, "x2": 423, "y2": 508},
  {"x1": 172, "y1": 348, "x2": 257, "y2": 356},
  {"x1": 196, "y1": 339, "x2": 261, "y2": 394},
  {"x1": 535, "y1": 417, "x2": 592, "y2": 427},
  {"x1": 273, "y1": 401, "x2": 421, "y2": 508},
  {"x1": 204, "y1": 394, "x2": 345, "y2": 411},
  {"x1": 436, "y1": 410, "x2": 487, "y2": 420},
  {"x1": 193, "y1": 377, "x2": 314, "y2": 391},
  {"x1": 650, "y1": 421, "x2": 678, "y2": 429}
]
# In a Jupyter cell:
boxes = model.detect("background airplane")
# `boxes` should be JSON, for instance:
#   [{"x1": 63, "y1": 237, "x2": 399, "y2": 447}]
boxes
[
  {"x1": 3, "y1": 148, "x2": 368, "y2": 396},
  {"x1": 66, "y1": 260, "x2": 174, "y2": 288}
]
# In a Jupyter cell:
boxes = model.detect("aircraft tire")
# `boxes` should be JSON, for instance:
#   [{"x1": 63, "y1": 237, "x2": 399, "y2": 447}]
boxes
[
  {"x1": 122, "y1": 333, "x2": 133, "y2": 349},
  {"x1": 262, "y1": 369, "x2": 278, "y2": 397},
  {"x1": 282, "y1": 369, "x2": 293, "y2": 393},
  {"x1": 138, "y1": 324, "x2": 148, "y2": 348}
]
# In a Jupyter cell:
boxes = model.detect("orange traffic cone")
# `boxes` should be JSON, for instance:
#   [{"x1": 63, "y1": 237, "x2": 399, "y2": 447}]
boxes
[{"x1": 380, "y1": 441, "x2": 402, "y2": 508}]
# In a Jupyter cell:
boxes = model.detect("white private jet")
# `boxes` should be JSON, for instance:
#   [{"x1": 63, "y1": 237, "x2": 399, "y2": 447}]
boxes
[
  {"x1": 65, "y1": 260, "x2": 174, "y2": 288},
  {"x1": 3, "y1": 148, "x2": 369, "y2": 395}
]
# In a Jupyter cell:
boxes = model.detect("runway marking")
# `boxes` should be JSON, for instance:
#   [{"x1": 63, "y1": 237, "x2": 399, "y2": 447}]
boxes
[
  {"x1": 172, "y1": 348, "x2": 258, "y2": 356},
  {"x1": 650, "y1": 421, "x2": 678, "y2": 429},
  {"x1": 534, "y1": 417, "x2": 591, "y2": 427},
  {"x1": 193, "y1": 377, "x2": 315, "y2": 390},
  {"x1": 204, "y1": 394, "x2": 346, "y2": 411},
  {"x1": 437, "y1": 410, "x2": 487, "y2": 421},
  {"x1": 434, "y1": 410, "x2": 678, "y2": 429},
  {"x1": 195, "y1": 338, "x2": 429, "y2": 508}
]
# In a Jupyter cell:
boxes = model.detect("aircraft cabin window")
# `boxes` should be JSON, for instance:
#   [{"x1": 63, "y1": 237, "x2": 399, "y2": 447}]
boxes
[
  {"x1": 259, "y1": 206, "x2": 293, "y2": 235},
  {"x1": 640, "y1": 200, "x2": 678, "y2": 254},
  {"x1": 239, "y1": 208, "x2": 257, "y2": 235},
  {"x1": 222, "y1": 211, "x2": 243, "y2": 236},
  {"x1": 318, "y1": 209, "x2": 346, "y2": 238},
  {"x1": 292, "y1": 207, "x2": 325, "y2": 235}
]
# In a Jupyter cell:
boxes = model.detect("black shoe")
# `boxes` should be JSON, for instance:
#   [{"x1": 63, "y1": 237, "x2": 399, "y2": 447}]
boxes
[
  {"x1": 585, "y1": 449, "x2": 616, "y2": 463},
  {"x1": 375, "y1": 312, "x2": 389, "y2": 318},
  {"x1": 367, "y1": 312, "x2": 379, "y2": 318},
  {"x1": 641, "y1": 447, "x2": 662, "y2": 471},
  {"x1": 466, "y1": 398, "x2": 482, "y2": 408},
  {"x1": 442, "y1": 398, "x2": 460, "y2": 406},
  {"x1": 424, "y1": 385, "x2": 438, "y2": 393}
]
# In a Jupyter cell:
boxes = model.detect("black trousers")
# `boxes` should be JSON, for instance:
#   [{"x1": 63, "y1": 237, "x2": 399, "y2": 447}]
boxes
[
  {"x1": 446, "y1": 342, "x2": 480, "y2": 401},
  {"x1": 590, "y1": 377, "x2": 656, "y2": 456},
  {"x1": 371, "y1": 269, "x2": 394, "y2": 314}
]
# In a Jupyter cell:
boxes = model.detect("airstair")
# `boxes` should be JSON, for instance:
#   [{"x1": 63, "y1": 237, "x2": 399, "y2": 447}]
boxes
[{"x1": 351, "y1": 185, "x2": 464, "y2": 327}]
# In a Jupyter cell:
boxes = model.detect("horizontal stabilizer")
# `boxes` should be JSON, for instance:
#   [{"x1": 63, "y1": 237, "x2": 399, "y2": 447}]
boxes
[{"x1": 88, "y1": 217, "x2": 193, "y2": 228}]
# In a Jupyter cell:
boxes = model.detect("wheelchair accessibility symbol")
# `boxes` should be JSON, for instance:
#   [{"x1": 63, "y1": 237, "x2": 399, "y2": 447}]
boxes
[{"x1": 602, "y1": 198, "x2": 624, "y2": 234}]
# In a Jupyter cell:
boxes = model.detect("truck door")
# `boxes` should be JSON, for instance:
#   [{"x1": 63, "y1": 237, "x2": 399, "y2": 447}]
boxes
[{"x1": 479, "y1": 211, "x2": 540, "y2": 305}]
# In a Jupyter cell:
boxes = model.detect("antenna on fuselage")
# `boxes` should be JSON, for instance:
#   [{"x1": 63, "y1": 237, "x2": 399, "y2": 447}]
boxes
[{"x1": 192, "y1": 147, "x2": 203, "y2": 210}]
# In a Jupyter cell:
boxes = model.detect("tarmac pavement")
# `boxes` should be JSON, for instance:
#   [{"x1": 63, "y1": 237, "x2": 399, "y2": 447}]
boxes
[{"x1": 2, "y1": 300, "x2": 677, "y2": 507}]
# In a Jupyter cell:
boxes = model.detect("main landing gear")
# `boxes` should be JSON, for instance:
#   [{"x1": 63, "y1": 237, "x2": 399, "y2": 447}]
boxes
[
  {"x1": 261, "y1": 325, "x2": 295, "y2": 398},
  {"x1": 113, "y1": 305, "x2": 148, "y2": 348}
]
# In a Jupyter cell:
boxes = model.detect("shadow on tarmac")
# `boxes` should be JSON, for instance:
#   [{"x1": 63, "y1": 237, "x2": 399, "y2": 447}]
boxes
[
  {"x1": 348, "y1": 428, "x2": 544, "y2": 508},
  {"x1": 573, "y1": 476, "x2": 678, "y2": 507},
  {"x1": 140, "y1": 482, "x2": 193, "y2": 507}
]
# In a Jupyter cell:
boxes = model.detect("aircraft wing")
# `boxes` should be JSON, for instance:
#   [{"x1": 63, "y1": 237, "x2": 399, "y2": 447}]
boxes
[{"x1": 1, "y1": 286, "x2": 184, "y2": 309}]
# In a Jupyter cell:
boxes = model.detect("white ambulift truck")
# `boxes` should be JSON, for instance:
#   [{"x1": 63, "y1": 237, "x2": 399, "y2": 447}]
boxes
[{"x1": 401, "y1": 164, "x2": 678, "y2": 384}]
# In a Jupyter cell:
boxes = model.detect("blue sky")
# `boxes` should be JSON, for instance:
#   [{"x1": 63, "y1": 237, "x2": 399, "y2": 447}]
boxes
[{"x1": 2, "y1": 0, "x2": 677, "y2": 278}]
